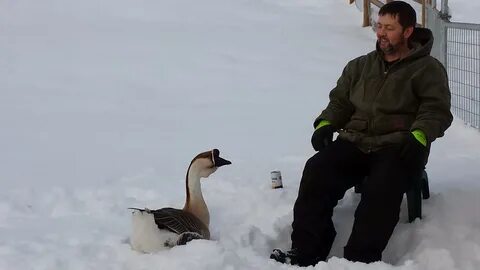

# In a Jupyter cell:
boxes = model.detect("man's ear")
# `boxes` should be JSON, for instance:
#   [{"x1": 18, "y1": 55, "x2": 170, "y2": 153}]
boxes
[{"x1": 403, "y1": 26, "x2": 414, "y2": 39}]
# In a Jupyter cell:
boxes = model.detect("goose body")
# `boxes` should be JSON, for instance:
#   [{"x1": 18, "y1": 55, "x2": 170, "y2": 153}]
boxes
[{"x1": 130, "y1": 149, "x2": 231, "y2": 253}]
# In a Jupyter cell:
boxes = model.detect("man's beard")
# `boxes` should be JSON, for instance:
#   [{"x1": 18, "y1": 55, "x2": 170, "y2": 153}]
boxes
[{"x1": 379, "y1": 36, "x2": 406, "y2": 55}]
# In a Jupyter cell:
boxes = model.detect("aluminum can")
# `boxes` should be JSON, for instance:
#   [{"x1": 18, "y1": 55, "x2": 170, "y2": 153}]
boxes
[{"x1": 271, "y1": 170, "x2": 283, "y2": 189}]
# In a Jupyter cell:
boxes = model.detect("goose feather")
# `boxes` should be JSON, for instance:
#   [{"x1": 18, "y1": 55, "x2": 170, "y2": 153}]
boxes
[{"x1": 140, "y1": 207, "x2": 211, "y2": 239}]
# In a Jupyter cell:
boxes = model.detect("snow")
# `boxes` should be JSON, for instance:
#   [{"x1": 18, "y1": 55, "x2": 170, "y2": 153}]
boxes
[
  {"x1": 449, "y1": 0, "x2": 480, "y2": 24},
  {"x1": 1, "y1": 0, "x2": 480, "y2": 269}
]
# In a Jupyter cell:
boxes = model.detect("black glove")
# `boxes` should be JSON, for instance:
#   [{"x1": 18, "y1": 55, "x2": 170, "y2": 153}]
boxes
[
  {"x1": 311, "y1": 125, "x2": 336, "y2": 151},
  {"x1": 400, "y1": 133, "x2": 428, "y2": 167}
]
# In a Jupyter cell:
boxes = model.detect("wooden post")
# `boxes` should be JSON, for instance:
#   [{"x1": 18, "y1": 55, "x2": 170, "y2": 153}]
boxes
[
  {"x1": 421, "y1": 0, "x2": 426, "y2": 27},
  {"x1": 363, "y1": 0, "x2": 370, "y2": 27}
]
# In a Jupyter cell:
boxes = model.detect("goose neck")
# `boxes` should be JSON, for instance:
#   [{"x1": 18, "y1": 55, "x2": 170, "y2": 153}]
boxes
[{"x1": 183, "y1": 164, "x2": 210, "y2": 226}]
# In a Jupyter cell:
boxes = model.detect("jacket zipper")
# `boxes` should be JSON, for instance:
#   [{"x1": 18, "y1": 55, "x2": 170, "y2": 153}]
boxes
[{"x1": 367, "y1": 59, "x2": 401, "y2": 152}]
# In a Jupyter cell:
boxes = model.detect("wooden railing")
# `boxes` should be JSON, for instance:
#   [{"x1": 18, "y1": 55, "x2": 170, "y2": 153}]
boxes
[{"x1": 350, "y1": 0, "x2": 434, "y2": 28}]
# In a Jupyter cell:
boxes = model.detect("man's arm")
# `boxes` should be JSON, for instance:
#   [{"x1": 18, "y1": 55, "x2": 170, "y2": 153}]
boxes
[
  {"x1": 315, "y1": 58, "x2": 361, "y2": 129},
  {"x1": 410, "y1": 59, "x2": 453, "y2": 144}
]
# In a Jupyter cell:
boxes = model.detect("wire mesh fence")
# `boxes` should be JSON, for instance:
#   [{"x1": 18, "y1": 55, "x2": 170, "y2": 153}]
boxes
[
  {"x1": 445, "y1": 23, "x2": 480, "y2": 129},
  {"x1": 426, "y1": 4, "x2": 480, "y2": 129}
]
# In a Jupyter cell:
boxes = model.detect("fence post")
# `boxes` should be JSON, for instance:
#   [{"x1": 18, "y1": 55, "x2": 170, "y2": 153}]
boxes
[
  {"x1": 363, "y1": 0, "x2": 370, "y2": 27},
  {"x1": 439, "y1": 0, "x2": 449, "y2": 67},
  {"x1": 442, "y1": 20, "x2": 448, "y2": 68},
  {"x1": 421, "y1": 0, "x2": 426, "y2": 27},
  {"x1": 440, "y1": 0, "x2": 450, "y2": 20}
]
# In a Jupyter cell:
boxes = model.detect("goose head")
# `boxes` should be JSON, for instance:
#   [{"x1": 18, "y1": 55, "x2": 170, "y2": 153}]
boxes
[
  {"x1": 184, "y1": 149, "x2": 231, "y2": 227},
  {"x1": 189, "y1": 149, "x2": 232, "y2": 178}
]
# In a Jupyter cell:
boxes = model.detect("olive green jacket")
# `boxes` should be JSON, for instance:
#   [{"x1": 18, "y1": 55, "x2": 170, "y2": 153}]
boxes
[{"x1": 316, "y1": 28, "x2": 453, "y2": 153}]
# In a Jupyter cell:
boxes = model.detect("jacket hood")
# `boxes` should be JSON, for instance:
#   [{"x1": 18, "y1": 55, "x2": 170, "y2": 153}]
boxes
[
  {"x1": 376, "y1": 27, "x2": 434, "y2": 61},
  {"x1": 409, "y1": 27, "x2": 434, "y2": 57}
]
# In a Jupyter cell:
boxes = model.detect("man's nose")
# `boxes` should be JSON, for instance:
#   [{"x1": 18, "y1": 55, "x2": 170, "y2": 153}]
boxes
[{"x1": 377, "y1": 28, "x2": 385, "y2": 37}]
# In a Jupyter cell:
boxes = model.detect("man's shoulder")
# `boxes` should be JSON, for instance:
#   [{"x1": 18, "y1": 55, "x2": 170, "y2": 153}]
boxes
[
  {"x1": 413, "y1": 55, "x2": 447, "y2": 74},
  {"x1": 345, "y1": 51, "x2": 378, "y2": 69},
  {"x1": 425, "y1": 55, "x2": 446, "y2": 68},
  {"x1": 350, "y1": 51, "x2": 374, "y2": 61}
]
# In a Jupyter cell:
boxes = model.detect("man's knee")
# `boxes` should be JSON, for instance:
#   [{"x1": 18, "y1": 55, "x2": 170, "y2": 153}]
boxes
[
  {"x1": 355, "y1": 183, "x2": 404, "y2": 216},
  {"x1": 360, "y1": 170, "x2": 411, "y2": 204},
  {"x1": 304, "y1": 151, "x2": 328, "y2": 170}
]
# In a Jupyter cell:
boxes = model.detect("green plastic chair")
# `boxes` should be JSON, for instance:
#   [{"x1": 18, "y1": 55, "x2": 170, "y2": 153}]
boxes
[{"x1": 354, "y1": 170, "x2": 430, "y2": 222}]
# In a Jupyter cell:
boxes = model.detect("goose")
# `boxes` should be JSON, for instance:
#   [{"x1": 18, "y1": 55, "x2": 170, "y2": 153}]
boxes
[{"x1": 129, "y1": 149, "x2": 231, "y2": 253}]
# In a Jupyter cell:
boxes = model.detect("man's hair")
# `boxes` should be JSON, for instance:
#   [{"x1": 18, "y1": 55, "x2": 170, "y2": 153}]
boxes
[{"x1": 379, "y1": 1, "x2": 416, "y2": 28}]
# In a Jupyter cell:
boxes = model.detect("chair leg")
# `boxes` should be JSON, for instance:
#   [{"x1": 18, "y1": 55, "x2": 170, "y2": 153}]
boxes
[
  {"x1": 421, "y1": 170, "x2": 430, "y2": 199},
  {"x1": 406, "y1": 172, "x2": 423, "y2": 223},
  {"x1": 358, "y1": 171, "x2": 429, "y2": 223}
]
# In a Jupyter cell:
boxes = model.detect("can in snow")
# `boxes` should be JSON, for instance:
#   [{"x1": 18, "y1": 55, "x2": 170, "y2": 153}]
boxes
[{"x1": 271, "y1": 170, "x2": 283, "y2": 189}]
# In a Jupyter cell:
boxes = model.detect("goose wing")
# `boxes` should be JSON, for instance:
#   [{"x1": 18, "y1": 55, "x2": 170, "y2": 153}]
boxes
[{"x1": 150, "y1": 208, "x2": 210, "y2": 239}]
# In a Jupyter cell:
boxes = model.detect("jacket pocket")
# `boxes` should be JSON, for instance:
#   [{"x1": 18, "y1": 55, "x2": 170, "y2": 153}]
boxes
[
  {"x1": 344, "y1": 119, "x2": 368, "y2": 132},
  {"x1": 373, "y1": 114, "x2": 415, "y2": 135}
]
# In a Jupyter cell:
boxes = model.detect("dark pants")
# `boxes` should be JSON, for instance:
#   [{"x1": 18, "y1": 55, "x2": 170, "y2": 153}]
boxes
[{"x1": 291, "y1": 139, "x2": 424, "y2": 264}]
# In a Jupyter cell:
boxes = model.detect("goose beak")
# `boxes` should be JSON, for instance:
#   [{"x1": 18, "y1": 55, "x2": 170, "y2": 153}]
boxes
[{"x1": 214, "y1": 156, "x2": 232, "y2": 167}]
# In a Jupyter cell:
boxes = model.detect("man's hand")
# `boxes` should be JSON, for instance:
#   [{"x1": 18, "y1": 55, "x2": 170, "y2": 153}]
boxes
[
  {"x1": 311, "y1": 124, "x2": 335, "y2": 151},
  {"x1": 400, "y1": 130, "x2": 428, "y2": 166}
]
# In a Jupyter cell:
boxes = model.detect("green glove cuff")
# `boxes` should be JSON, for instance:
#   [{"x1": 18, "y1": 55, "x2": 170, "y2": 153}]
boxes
[
  {"x1": 315, "y1": 120, "x2": 331, "y2": 130},
  {"x1": 411, "y1": 129, "x2": 427, "y2": 147}
]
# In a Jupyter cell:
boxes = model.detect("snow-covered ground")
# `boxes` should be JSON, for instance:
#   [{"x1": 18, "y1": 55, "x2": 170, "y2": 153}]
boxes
[
  {"x1": 449, "y1": 0, "x2": 480, "y2": 24},
  {"x1": 1, "y1": 0, "x2": 479, "y2": 269}
]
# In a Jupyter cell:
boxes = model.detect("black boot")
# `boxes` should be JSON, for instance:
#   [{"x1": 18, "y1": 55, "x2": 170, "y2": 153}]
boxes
[{"x1": 270, "y1": 249, "x2": 321, "y2": 267}]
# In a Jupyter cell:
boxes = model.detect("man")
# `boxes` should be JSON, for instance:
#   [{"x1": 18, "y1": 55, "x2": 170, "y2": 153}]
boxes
[{"x1": 271, "y1": 1, "x2": 452, "y2": 266}]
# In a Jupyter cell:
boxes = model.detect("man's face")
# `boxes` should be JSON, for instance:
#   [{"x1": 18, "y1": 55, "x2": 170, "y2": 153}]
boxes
[{"x1": 376, "y1": 14, "x2": 412, "y2": 55}]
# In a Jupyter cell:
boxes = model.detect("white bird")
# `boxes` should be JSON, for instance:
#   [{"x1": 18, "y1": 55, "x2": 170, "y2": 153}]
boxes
[{"x1": 129, "y1": 149, "x2": 231, "y2": 252}]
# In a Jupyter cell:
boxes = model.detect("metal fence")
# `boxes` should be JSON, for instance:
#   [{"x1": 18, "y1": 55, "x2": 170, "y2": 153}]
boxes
[{"x1": 427, "y1": 4, "x2": 480, "y2": 129}]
